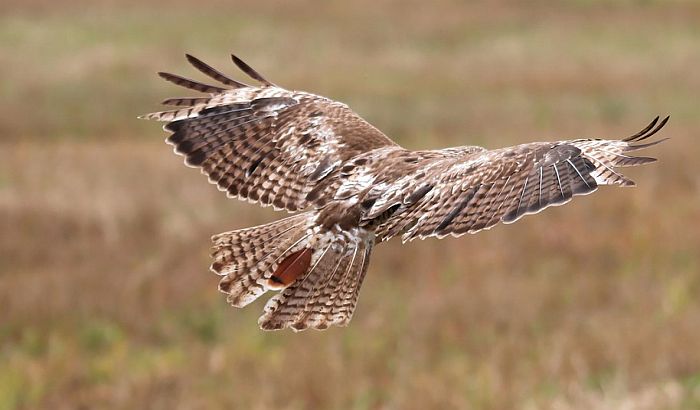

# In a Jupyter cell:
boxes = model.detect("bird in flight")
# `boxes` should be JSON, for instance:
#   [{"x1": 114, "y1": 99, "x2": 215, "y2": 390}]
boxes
[{"x1": 142, "y1": 54, "x2": 668, "y2": 331}]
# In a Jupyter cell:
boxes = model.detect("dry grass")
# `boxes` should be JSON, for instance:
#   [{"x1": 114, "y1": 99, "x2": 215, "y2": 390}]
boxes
[{"x1": 1, "y1": 1, "x2": 700, "y2": 409}]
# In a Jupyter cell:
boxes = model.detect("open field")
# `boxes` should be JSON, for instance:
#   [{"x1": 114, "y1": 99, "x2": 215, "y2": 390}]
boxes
[{"x1": 1, "y1": 1, "x2": 700, "y2": 408}]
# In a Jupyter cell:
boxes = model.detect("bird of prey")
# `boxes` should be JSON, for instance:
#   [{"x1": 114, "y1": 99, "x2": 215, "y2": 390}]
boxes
[{"x1": 142, "y1": 54, "x2": 668, "y2": 331}]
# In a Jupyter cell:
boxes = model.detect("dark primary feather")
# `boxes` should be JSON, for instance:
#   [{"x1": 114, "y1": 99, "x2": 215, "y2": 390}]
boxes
[
  {"x1": 161, "y1": 97, "x2": 211, "y2": 107},
  {"x1": 623, "y1": 115, "x2": 669, "y2": 142},
  {"x1": 185, "y1": 54, "x2": 250, "y2": 88},
  {"x1": 231, "y1": 54, "x2": 275, "y2": 86},
  {"x1": 157, "y1": 71, "x2": 226, "y2": 94}
]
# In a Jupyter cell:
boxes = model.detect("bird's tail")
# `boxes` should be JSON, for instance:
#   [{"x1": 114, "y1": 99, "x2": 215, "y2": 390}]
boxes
[{"x1": 211, "y1": 211, "x2": 375, "y2": 331}]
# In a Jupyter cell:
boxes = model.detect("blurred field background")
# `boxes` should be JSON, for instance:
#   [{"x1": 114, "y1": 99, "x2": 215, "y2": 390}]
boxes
[{"x1": 1, "y1": 0, "x2": 700, "y2": 409}]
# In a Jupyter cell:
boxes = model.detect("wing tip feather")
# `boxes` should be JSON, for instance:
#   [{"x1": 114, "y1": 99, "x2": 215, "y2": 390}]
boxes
[
  {"x1": 185, "y1": 53, "x2": 249, "y2": 88},
  {"x1": 231, "y1": 54, "x2": 276, "y2": 87},
  {"x1": 157, "y1": 71, "x2": 227, "y2": 94},
  {"x1": 624, "y1": 115, "x2": 670, "y2": 142}
]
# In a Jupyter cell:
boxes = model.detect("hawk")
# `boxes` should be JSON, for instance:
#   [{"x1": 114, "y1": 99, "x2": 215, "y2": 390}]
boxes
[{"x1": 142, "y1": 54, "x2": 668, "y2": 331}]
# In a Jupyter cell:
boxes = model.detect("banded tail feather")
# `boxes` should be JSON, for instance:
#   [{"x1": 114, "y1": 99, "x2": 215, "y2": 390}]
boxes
[{"x1": 211, "y1": 211, "x2": 375, "y2": 331}]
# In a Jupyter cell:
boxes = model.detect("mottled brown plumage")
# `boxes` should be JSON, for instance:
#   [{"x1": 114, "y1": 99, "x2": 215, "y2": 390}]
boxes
[{"x1": 142, "y1": 54, "x2": 668, "y2": 331}]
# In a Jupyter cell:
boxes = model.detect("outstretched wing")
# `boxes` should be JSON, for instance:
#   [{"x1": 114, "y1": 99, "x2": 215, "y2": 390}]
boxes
[
  {"x1": 141, "y1": 54, "x2": 399, "y2": 212},
  {"x1": 375, "y1": 117, "x2": 669, "y2": 241}
]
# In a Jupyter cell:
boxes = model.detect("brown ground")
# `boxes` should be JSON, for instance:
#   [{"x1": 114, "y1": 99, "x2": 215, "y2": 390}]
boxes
[{"x1": 1, "y1": 1, "x2": 699, "y2": 408}]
